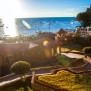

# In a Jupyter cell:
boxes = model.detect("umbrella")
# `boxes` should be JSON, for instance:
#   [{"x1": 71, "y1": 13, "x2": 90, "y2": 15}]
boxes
[{"x1": 22, "y1": 20, "x2": 31, "y2": 29}]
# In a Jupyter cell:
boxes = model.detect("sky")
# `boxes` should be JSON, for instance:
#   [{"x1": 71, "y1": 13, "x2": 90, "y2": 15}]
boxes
[{"x1": 0, "y1": 0, "x2": 91, "y2": 18}]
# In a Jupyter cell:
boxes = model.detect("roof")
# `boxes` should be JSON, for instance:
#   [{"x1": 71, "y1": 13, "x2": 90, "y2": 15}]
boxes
[{"x1": 56, "y1": 28, "x2": 67, "y2": 35}]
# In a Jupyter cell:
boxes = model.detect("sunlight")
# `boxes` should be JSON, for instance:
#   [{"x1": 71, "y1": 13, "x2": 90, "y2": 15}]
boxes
[
  {"x1": 0, "y1": 0, "x2": 27, "y2": 18},
  {"x1": 3, "y1": 18, "x2": 18, "y2": 37},
  {"x1": 0, "y1": 0, "x2": 28, "y2": 37}
]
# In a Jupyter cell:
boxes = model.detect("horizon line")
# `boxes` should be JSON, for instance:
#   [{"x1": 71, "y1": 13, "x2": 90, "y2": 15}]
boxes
[{"x1": 15, "y1": 16, "x2": 76, "y2": 19}]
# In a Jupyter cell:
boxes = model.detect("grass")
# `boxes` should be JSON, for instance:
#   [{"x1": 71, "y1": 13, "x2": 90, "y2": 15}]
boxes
[
  {"x1": 61, "y1": 43, "x2": 84, "y2": 53},
  {"x1": 38, "y1": 70, "x2": 91, "y2": 91},
  {"x1": 56, "y1": 55, "x2": 75, "y2": 67},
  {"x1": 16, "y1": 87, "x2": 32, "y2": 91}
]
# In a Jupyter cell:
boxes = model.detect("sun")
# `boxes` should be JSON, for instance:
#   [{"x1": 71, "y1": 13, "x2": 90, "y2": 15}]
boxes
[
  {"x1": 0, "y1": 0, "x2": 28, "y2": 37},
  {"x1": 0, "y1": 0, "x2": 27, "y2": 18}
]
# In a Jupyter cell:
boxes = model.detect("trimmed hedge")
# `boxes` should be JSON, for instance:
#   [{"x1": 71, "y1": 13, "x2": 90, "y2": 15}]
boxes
[
  {"x1": 11, "y1": 61, "x2": 31, "y2": 75},
  {"x1": 83, "y1": 46, "x2": 91, "y2": 55}
]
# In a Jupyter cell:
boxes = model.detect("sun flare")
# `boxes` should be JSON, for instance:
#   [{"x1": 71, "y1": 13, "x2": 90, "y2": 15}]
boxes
[
  {"x1": 0, "y1": 0, "x2": 27, "y2": 18},
  {"x1": 3, "y1": 18, "x2": 18, "y2": 37},
  {"x1": 0, "y1": 0, "x2": 27, "y2": 37}
]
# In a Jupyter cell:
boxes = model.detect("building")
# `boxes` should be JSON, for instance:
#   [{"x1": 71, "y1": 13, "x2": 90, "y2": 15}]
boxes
[
  {"x1": 55, "y1": 28, "x2": 67, "y2": 41},
  {"x1": 76, "y1": 26, "x2": 91, "y2": 36}
]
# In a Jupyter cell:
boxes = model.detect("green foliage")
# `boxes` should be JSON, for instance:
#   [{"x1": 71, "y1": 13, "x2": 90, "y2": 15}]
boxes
[
  {"x1": 38, "y1": 70, "x2": 91, "y2": 91},
  {"x1": 16, "y1": 87, "x2": 32, "y2": 91},
  {"x1": 11, "y1": 61, "x2": 31, "y2": 75},
  {"x1": 76, "y1": 12, "x2": 91, "y2": 26},
  {"x1": 57, "y1": 55, "x2": 74, "y2": 67},
  {"x1": 83, "y1": 46, "x2": 91, "y2": 55}
]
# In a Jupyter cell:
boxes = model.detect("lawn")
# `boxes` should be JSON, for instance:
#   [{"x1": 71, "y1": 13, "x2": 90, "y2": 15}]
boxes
[
  {"x1": 38, "y1": 70, "x2": 91, "y2": 91},
  {"x1": 56, "y1": 55, "x2": 75, "y2": 67}
]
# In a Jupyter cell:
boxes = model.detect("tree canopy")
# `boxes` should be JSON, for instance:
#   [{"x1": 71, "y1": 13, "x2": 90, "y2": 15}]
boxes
[
  {"x1": 76, "y1": 6, "x2": 91, "y2": 27},
  {"x1": 76, "y1": 12, "x2": 91, "y2": 27}
]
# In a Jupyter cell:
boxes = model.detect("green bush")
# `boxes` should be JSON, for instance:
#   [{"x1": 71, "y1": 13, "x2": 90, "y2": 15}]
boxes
[
  {"x1": 83, "y1": 47, "x2": 91, "y2": 55},
  {"x1": 11, "y1": 61, "x2": 31, "y2": 78}
]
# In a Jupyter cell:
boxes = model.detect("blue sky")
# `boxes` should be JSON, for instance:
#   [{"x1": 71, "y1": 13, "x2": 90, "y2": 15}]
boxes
[
  {"x1": 20, "y1": 0, "x2": 91, "y2": 17},
  {"x1": 0, "y1": 0, "x2": 91, "y2": 18}
]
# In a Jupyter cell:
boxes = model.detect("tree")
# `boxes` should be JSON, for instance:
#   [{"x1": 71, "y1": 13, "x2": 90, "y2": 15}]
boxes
[
  {"x1": 11, "y1": 61, "x2": 31, "y2": 81},
  {"x1": 76, "y1": 12, "x2": 91, "y2": 27}
]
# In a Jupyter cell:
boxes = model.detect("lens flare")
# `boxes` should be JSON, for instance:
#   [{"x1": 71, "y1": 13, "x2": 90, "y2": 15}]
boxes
[{"x1": 43, "y1": 40, "x2": 49, "y2": 46}]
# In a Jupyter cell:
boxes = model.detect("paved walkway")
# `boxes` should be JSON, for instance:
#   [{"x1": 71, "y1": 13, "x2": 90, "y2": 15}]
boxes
[
  {"x1": 62, "y1": 53, "x2": 91, "y2": 63},
  {"x1": 62, "y1": 53, "x2": 84, "y2": 59},
  {"x1": 84, "y1": 57, "x2": 91, "y2": 63},
  {"x1": 0, "y1": 66, "x2": 59, "y2": 87}
]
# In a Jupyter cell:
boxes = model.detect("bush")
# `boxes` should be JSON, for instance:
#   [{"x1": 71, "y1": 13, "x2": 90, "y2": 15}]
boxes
[
  {"x1": 83, "y1": 47, "x2": 91, "y2": 55},
  {"x1": 11, "y1": 61, "x2": 31, "y2": 76},
  {"x1": 10, "y1": 60, "x2": 31, "y2": 91},
  {"x1": 38, "y1": 70, "x2": 91, "y2": 91}
]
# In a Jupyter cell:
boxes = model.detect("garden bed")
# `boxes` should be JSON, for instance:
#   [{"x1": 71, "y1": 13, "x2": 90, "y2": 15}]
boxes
[{"x1": 37, "y1": 69, "x2": 91, "y2": 91}]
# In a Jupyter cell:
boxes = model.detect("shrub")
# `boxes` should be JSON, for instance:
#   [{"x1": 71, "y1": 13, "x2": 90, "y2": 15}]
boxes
[
  {"x1": 38, "y1": 70, "x2": 91, "y2": 91},
  {"x1": 10, "y1": 61, "x2": 31, "y2": 80},
  {"x1": 83, "y1": 47, "x2": 91, "y2": 57}
]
